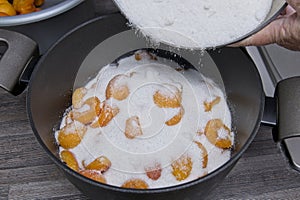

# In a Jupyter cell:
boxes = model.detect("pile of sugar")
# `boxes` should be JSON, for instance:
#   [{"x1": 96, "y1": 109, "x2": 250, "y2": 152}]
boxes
[
  {"x1": 114, "y1": 0, "x2": 273, "y2": 48},
  {"x1": 55, "y1": 51, "x2": 234, "y2": 188}
]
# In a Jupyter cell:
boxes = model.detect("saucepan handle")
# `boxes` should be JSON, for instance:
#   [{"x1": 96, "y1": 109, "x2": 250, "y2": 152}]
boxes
[
  {"x1": 0, "y1": 29, "x2": 39, "y2": 95},
  {"x1": 274, "y1": 76, "x2": 300, "y2": 172}
]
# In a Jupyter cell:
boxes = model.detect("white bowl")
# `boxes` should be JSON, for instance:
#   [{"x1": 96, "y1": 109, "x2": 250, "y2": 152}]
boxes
[{"x1": 113, "y1": 0, "x2": 287, "y2": 49}]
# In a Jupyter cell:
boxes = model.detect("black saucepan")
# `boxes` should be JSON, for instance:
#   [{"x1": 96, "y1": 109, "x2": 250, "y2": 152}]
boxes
[{"x1": 0, "y1": 13, "x2": 299, "y2": 200}]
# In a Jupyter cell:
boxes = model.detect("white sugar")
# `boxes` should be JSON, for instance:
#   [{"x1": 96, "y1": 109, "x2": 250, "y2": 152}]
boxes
[
  {"x1": 56, "y1": 52, "x2": 233, "y2": 188},
  {"x1": 114, "y1": 0, "x2": 273, "y2": 48},
  {"x1": 217, "y1": 127, "x2": 230, "y2": 140}
]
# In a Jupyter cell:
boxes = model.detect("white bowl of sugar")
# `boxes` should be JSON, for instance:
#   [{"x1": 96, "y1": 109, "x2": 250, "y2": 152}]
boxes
[{"x1": 113, "y1": 0, "x2": 287, "y2": 49}]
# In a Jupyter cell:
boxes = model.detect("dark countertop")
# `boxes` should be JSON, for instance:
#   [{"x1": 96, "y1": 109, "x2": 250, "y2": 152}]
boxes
[{"x1": 1, "y1": 1, "x2": 300, "y2": 199}]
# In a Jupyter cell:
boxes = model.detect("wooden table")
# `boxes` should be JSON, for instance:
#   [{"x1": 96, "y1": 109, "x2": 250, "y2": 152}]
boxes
[{"x1": 1, "y1": 1, "x2": 300, "y2": 199}]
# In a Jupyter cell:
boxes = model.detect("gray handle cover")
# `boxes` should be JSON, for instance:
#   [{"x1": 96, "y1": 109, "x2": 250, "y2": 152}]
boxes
[
  {"x1": 0, "y1": 29, "x2": 38, "y2": 95},
  {"x1": 275, "y1": 76, "x2": 300, "y2": 141},
  {"x1": 275, "y1": 76, "x2": 300, "y2": 171}
]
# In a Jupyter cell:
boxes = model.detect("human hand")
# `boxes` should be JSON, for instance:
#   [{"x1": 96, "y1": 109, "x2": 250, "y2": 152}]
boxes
[{"x1": 231, "y1": 0, "x2": 300, "y2": 51}]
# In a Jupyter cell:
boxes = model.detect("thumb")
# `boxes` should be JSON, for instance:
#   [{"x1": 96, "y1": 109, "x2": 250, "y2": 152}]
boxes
[{"x1": 286, "y1": 0, "x2": 300, "y2": 13}]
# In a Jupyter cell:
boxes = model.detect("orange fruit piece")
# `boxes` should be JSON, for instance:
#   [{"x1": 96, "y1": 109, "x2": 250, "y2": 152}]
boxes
[
  {"x1": 60, "y1": 150, "x2": 79, "y2": 172},
  {"x1": 72, "y1": 87, "x2": 87, "y2": 109},
  {"x1": 171, "y1": 155, "x2": 193, "y2": 181},
  {"x1": 0, "y1": 2, "x2": 16, "y2": 16},
  {"x1": 34, "y1": 0, "x2": 44, "y2": 7},
  {"x1": 84, "y1": 156, "x2": 111, "y2": 173},
  {"x1": 0, "y1": 12, "x2": 9, "y2": 16},
  {"x1": 194, "y1": 141, "x2": 208, "y2": 168},
  {"x1": 204, "y1": 96, "x2": 221, "y2": 112},
  {"x1": 106, "y1": 74, "x2": 130, "y2": 101},
  {"x1": 91, "y1": 101, "x2": 119, "y2": 128},
  {"x1": 145, "y1": 163, "x2": 162, "y2": 181},
  {"x1": 153, "y1": 85, "x2": 182, "y2": 108},
  {"x1": 135, "y1": 52, "x2": 142, "y2": 61},
  {"x1": 134, "y1": 51, "x2": 157, "y2": 61},
  {"x1": 204, "y1": 119, "x2": 232, "y2": 149},
  {"x1": 121, "y1": 179, "x2": 149, "y2": 189},
  {"x1": 124, "y1": 116, "x2": 143, "y2": 139},
  {"x1": 72, "y1": 97, "x2": 101, "y2": 125},
  {"x1": 57, "y1": 121, "x2": 87, "y2": 149},
  {"x1": 13, "y1": 0, "x2": 37, "y2": 14},
  {"x1": 165, "y1": 106, "x2": 184, "y2": 126},
  {"x1": 79, "y1": 170, "x2": 106, "y2": 184}
]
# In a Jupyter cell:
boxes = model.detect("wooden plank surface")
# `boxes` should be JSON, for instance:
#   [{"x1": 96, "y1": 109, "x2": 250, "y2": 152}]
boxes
[{"x1": 1, "y1": 1, "x2": 300, "y2": 199}]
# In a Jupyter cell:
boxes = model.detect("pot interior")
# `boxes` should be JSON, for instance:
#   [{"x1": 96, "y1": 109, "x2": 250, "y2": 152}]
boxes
[{"x1": 28, "y1": 14, "x2": 264, "y2": 192}]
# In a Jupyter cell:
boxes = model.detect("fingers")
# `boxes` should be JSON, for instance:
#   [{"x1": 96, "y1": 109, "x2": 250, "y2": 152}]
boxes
[
  {"x1": 279, "y1": 5, "x2": 296, "y2": 17},
  {"x1": 229, "y1": 5, "x2": 300, "y2": 51},
  {"x1": 286, "y1": 0, "x2": 300, "y2": 13},
  {"x1": 276, "y1": 14, "x2": 300, "y2": 51}
]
